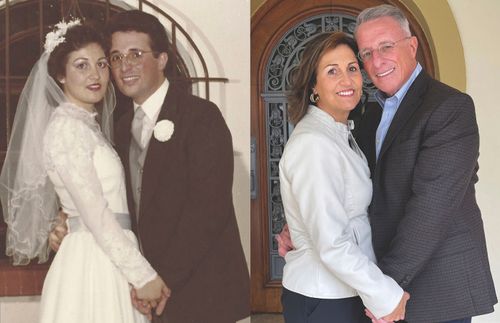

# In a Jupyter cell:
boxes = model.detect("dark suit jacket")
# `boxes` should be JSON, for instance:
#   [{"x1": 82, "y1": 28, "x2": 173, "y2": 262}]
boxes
[
  {"x1": 115, "y1": 83, "x2": 250, "y2": 323},
  {"x1": 357, "y1": 71, "x2": 497, "y2": 322}
]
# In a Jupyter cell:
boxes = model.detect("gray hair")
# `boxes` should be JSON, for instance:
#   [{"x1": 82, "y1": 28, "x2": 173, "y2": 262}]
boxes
[{"x1": 354, "y1": 4, "x2": 411, "y2": 38}]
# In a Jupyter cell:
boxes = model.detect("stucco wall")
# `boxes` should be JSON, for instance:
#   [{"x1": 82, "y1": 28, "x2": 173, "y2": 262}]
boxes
[{"x1": 446, "y1": 1, "x2": 500, "y2": 321}]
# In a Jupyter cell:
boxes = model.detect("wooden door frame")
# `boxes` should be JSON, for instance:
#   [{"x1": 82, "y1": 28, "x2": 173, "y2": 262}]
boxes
[{"x1": 251, "y1": 0, "x2": 435, "y2": 313}]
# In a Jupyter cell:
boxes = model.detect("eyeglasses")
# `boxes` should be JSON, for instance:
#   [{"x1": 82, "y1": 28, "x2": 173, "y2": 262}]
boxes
[
  {"x1": 109, "y1": 50, "x2": 157, "y2": 69},
  {"x1": 357, "y1": 37, "x2": 411, "y2": 62}
]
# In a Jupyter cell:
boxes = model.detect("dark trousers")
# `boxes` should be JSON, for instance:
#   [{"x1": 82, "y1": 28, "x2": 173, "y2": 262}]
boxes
[
  {"x1": 441, "y1": 319, "x2": 471, "y2": 323},
  {"x1": 396, "y1": 317, "x2": 471, "y2": 323},
  {"x1": 281, "y1": 287, "x2": 370, "y2": 323}
]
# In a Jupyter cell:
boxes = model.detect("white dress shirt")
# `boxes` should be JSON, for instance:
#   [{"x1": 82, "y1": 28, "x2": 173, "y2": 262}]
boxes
[
  {"x1": 279, "y1": 105, "x2": 403, "y2": 318},
  {"x1": 133, "y1": 79, "x2": 169, "y2": 148}
]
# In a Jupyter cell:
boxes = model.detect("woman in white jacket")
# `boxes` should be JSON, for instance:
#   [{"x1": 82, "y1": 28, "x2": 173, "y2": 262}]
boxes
[{"x1": 279, "y1": 32, "x2": 409, "y2": 323}]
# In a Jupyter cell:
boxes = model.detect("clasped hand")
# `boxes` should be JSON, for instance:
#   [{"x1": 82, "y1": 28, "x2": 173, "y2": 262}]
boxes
[
  {"x1": 276, "y1": 224, "x2": 411, "y2": 322},
  {"x1": 365, "y1": 291, "x2": 410, "y2": 322},
  {"x1": 131, "y1": 276, "x2": 171, "y2": 321},
  {"x1": 48, "y1": 211, "x2": 170, "y2": 321}
]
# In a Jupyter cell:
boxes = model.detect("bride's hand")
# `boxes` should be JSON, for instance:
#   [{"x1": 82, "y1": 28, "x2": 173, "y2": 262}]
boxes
[{"x1": 131, "y1": 288, "x2": 152, "y2": 321}]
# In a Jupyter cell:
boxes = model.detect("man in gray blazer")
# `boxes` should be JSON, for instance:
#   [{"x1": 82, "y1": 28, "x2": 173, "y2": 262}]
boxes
[
  {"x1": 278, "y1": 4, "x2": 497, "y2": 323},
  {"x1": 354, "y1": 5, "x2": 496, "y2": 323}
]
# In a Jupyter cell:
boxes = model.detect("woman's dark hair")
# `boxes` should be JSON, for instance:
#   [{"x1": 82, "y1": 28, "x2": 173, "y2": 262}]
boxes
[
  {"x1": 288, "y1": 32, "x2": 360, "y2": 124},
  {"x1": 47, "y1": 22, "x2": 108, "y2": 83}
]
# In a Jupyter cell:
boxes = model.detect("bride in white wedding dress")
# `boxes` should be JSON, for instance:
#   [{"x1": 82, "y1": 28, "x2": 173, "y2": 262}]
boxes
[{"x1": 0, "y1": 20, "x2": 168, "y2": 323}]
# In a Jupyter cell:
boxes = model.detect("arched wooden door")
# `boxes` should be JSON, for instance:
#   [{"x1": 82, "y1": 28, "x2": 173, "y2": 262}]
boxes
[{"x1": 251, "y1": 0, "x2": 435, "y2": 313}]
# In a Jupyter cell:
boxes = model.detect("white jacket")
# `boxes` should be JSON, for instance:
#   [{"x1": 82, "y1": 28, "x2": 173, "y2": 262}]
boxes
[{"x1": 279, "y1": 106, "x2": 403, "y2": 318}]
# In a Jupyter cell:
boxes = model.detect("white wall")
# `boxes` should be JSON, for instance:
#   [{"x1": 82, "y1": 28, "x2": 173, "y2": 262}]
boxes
[
  {"x1": 0, "y1": 0, "x2": 251, "y2": 322},
  {"x1": 134, "y1": 0, "x2": 251, "y2": 268},
  {"x1": 447, "y1": 1, "x2": 500, "y2": 322}
]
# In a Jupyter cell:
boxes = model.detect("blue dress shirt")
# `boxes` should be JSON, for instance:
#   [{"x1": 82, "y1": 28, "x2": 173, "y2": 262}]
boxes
[{"x1": 374, "y1": 63, "x2": 422, "y2": 159}]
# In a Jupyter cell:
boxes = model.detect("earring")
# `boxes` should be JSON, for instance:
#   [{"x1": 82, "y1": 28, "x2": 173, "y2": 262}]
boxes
[{"x1": 309, "y1": 92, "x2": 319, "y2": 103}]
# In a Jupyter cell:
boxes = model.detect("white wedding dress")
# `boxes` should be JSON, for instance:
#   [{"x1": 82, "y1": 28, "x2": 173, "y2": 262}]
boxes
[{"x1": 39, "y1": 102, "x2": 154, "y2": 323}]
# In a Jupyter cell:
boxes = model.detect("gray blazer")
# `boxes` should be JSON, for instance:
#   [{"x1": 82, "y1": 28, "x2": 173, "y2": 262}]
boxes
[{"x1": 357, "y1": 71, "x2": 497, "y2": 322}]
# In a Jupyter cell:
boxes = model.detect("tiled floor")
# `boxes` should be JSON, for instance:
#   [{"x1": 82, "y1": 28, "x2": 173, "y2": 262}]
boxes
[{"x1": 251, "y1": 314, "x2": 284, "y2": 323}]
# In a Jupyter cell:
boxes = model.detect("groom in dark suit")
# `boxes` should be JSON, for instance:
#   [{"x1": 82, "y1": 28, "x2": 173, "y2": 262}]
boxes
[
  {"x1": 354, "y1": 5, "x2": 496, "y2": 323},
  {"x1": 107, "y1": 10, "x2": 249, "y2": 323}
]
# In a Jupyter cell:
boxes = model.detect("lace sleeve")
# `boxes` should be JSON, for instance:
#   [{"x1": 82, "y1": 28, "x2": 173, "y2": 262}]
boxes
[{"x1": 44, "y1": 112, "x2": 157, "y2": 288}]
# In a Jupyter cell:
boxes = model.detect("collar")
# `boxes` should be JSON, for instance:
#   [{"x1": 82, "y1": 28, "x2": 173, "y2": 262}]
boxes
[
  {"x1": 133, "y1": 78, "x2": 169, "y2": 122},
  {"x1": 375, "y1": 63, "x2": 422, "y2": 108},
  {"x1": 308, "y1": 105, "x2": 352, "y2": 134},
  {"x1": 63, "y1": 101, "x2": 98, "y2": 119}
]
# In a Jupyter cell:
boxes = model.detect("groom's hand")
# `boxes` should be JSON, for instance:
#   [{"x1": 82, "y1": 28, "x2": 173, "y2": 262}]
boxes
[
  {"x1": 275, "y1": 223, "x2": 294, "y2": 257},
  {"x1": 154, "y1": 284, "x2": 171, "y2": 316},
  {"x1": 49, "y1": 210, "x2": 68, "y2": 251},
  {"x1": 381, "y1": 291, "x2": 410, "y2": 322}
]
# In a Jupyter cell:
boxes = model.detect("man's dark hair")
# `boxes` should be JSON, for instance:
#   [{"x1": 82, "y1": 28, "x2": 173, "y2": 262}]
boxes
[{"x1": 106, "y1": 10, "x2": 189, "y2": 88}]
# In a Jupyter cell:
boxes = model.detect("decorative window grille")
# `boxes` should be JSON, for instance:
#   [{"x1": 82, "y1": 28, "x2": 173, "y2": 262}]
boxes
[{"x1": 262, "y1": 13, "x2": 374, "y2": 280}]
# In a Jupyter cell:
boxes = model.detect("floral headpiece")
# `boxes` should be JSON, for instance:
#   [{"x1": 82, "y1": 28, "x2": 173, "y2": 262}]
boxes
[{"x1": 44, "y1": 18, "x2": 82, "y2": 54}]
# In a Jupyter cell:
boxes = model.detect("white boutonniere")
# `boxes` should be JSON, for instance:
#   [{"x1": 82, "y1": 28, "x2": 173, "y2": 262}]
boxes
[{"x1": 153, "y1": 119, "x2": 174, "y2": 142}]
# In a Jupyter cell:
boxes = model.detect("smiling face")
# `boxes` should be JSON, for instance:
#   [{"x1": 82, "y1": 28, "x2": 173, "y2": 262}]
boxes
[
  {"x1": 356, "y1": 16, "x2": 418, "y2": 96},
  {"x1": 110, "y1": 31, "x2": 167, "y2": 105},
  {"x1": 313, "y1": 44, "x2": 363, "y2": 123},
  {"x1": 59, "y1": 43, "x2": 110, "y2": 111}
]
